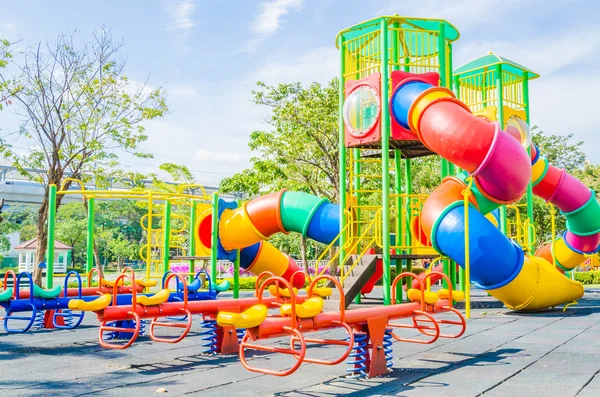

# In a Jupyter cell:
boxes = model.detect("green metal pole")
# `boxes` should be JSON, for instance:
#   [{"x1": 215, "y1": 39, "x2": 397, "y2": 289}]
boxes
[
  {"x1": 353, "y1": 148, "x2": 361, "y2": 304},
  {"x1": 380, "y1": 19, "x2": 391, "y2": 305},
  {"x1": 338, "y1": 35, "x2": 347, "y2": 278},
  {"x1": 162, "y1": 201, "x2": 171, "y2": 276},
  {"x1": 496, "y1": 64, "x2": 508, "y2": 236},
  {"x1": 210, "y1": 193, "x2": 219, "y2": 281},
  {"x1": 523, "y1": 77, "x2": 534, "y2": 253},
  {"x1": 189, "y1": 200, "x2": 197, "y2": 283},
  {"x1": 403, "y1": 158, "x2": 413, "y2": 299},
  {"x1": 86, "y1": 197, "x2": 95, "y2": 275},
  {"x1": 45, "y1": 184, "x2": 57, "y2": 289},
  {"x1": 453, "y1": 76, "x2": 466, "y2": 291},
  {"x1": 395, "y1": 150, "x2": 402, "y2": 303}
]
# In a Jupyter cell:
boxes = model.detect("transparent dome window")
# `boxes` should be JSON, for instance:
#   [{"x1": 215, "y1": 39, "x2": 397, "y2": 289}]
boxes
[
  {"x1": 343, "y1": 85, "x2": 380, "y2": 137},
  {"x1": 505, "y1": 116, "x2": 532, "y2": 150}
]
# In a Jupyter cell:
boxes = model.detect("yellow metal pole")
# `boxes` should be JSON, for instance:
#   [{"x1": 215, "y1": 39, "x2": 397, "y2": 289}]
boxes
[
  {"x1": 462, "y1": 179, "x2": 473, "y2": 319},
  {"x1": 146, "y1": 191, "x2": 153, "y2": 282}
]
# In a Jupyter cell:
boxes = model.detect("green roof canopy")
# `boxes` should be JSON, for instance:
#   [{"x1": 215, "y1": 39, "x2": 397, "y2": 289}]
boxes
[
  {"x1": 454, "y1": 52, "x2": 540, "y2": 80},
  {"x1": 336, "y1": 15, "x2": 459, "y2": 46}
]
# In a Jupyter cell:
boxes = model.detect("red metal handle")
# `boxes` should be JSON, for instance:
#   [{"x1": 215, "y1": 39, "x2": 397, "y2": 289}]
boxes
[
  {"x1": 149, "y1": 309, "x2": 193, "y2": 344},
  {"x1": 99, "y1": 312, "x2": 141, "y2": 350},
  {"x1": 3, "y1": 270, "x2": 16, "y2": 298},
  {"x1": 290, "y1": 321, "x2": 354, "y2": 366},
  {"x1": 256, "y1": 276, "x2": 297, "y2": 329},
  {"x1": 111, "y1": 273, "x2": 137, "y2": 311},
  {"x1": 391, "y1": 272, "x2": 425, "y2": 311},
  {"x1": 388, "y1": 310, "x2": 440, "y2": 344},
  {"x1": 422, "y1": 270, "x2": 456, "y2": 308},
  {"x1": 240, "y1": 326, "x2": 306, "y2": 376},
  {"x1": 164, "y1": 273, "x2": 188, "y2": 310},
  {"x1": 290, "y1": 270, "x2": 311, "y2": 289},
  {"x1": 308, "y1": 275, "x2": 345, "y2": 321},
  {"x1": 87, "y1": 268, "x2": 100, "y2": 292}
]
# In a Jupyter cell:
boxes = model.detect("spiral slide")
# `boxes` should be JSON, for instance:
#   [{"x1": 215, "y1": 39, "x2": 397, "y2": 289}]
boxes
[
  {"x1": 199, "y1": 190, "x2": 340, "y2": 288},
  {"x1": 390, "y1": 70, "x2": 592, "y2": 311}
]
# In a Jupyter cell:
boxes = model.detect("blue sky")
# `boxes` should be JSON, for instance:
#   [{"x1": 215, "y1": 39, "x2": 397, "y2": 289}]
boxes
[{"x1": 1, "y1": 0, "x2": 599, "y2": 186}]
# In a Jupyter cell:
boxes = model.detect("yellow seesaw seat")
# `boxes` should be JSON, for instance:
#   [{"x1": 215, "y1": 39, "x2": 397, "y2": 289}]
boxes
[
  {"x1": 136, "y1": 289, "x2": 170, "y2": 306},
  {"x1": 217, "y1": 304, "x2": 268, "y2": 329},
  {"x1": 268, "y1": 285, "x2": 298, "y2": 298},
  {"x1": 100, "y1": 279, "x2": 157, "y2": 288},
  {"x1": 280, "y1": 297, "x2": 323, "y2": 318},
  {"x1": 68, "y1": 294, "x2": 112, "y2": 311},
  {"x1": 437, "y1": 288, "x2": 465, "y2": 302},
  {"x1": 268, "y1": 285, "x2": 332, "y2": 298},
  {"x1": 407, "y1": 289, "x2": 439, "y2": 305}
]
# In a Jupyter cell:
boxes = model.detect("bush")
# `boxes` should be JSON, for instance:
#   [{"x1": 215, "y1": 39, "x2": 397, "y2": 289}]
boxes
[{"x1": 575, "y1": 271, "x2": 600, "y2": 285}]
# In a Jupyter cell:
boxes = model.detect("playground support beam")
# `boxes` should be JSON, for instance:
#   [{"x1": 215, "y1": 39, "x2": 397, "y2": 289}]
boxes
[
  {"x1": 380, "y1": 19, "x2": 391, "y2": 305},
  {"x1": 496, "y1": 64, "x2": 508, "y2": 236},
  {"x1": 86, "y1": 197, "x2": 95, "y2": 275},
  {"x1": 162, "y1": 201, "x2": 172, "y2": 276},
  {"x1": 210, "y1": 193, "x2": 219, "y2": 281},
  {"x1": 338, "y1": 34, "x2": 347, "y2": 279},
  {"x1": 189, "y1": 200, "x2": 197, "y2": 284},
  {"x1": 46, "y1": 184, "x2": 57, "y2": 289},
  {"x1": 523, "y1": 77, "x2": 535, "y2": 253}
]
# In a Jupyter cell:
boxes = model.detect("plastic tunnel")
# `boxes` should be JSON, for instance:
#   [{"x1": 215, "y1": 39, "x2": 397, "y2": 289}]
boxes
[
  {"x1": 200, "y1": 190, "x2": 341, "y2": 288},
  {"x1": 390, "y1": 70, "x2": 586, "y2": 311}
]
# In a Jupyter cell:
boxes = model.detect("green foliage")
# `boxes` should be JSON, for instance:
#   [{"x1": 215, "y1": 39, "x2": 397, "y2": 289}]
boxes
[
  {"x1": 574, "y1": 271, "x2": 600, "y2": 285},
  {"x1": 220, "y1": 79, "x2": 339, "y2": 201},
  {"x1": 532, "y1": 127, "x2": 585, "y2": 173}
]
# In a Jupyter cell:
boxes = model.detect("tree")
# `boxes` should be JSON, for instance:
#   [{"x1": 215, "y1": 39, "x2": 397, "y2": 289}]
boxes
[
  {"x1": 54, "y1": 202, "x2": 87, "y2": 267},
  {"x1": 532, "y1": 126, "x2": 585, "y2": 173},
  {"x1": 107, "y1": 233, "x2": 138, "y2": 272},
  {"x1": 221, "y1": 79, "x2": 340, "y2": 201},
  {"x1": 0, "y1": 28, "x2": 168, "y2": 285}
]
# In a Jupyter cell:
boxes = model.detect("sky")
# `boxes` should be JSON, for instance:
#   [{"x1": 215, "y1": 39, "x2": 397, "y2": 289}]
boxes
[{"x1": 1, "y1": 0, "x2": 599, "y2": 187}]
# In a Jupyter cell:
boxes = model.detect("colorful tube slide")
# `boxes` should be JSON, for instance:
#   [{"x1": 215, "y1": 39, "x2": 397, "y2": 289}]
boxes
[
  {"x1": 390, "y1": 70, "x2": 589, "y2": 311},
  {"x1": 200, "y1": 190, "x2": 340, "y2": 288}
]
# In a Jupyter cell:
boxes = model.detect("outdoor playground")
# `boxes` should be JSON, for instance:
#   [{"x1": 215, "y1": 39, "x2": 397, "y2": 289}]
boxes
[{"x1": 1, "y1": 14, "x2": 600, "y2": 397}]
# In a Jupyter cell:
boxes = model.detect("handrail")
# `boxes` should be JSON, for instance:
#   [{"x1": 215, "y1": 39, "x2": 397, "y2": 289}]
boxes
[
  {"x1": 308, "y1": 275, "x2": 346, "y2": 321},
  {"x1": 59, "y1": 177, "x2": 86, "y2": 192},
  {"x1": 257, "y1": 276, "x2": 298, "y2": 330}
]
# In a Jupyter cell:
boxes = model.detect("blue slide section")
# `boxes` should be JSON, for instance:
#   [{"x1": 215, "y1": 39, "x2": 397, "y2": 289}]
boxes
[
  {"x1": 432, "y1": 202, "x2": 525, "y2": 289},
  {"x1": 306, "y1": 202, "x2": 340, "y2": 244}
]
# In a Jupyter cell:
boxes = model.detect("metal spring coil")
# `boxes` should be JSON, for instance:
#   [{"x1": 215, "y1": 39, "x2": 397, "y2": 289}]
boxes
[
  {"x1": 33, "y1": 310, "x2": 45, "y2": 329},
  {"x1": 139, "y1": 320, "x2": 147, "y2": 337},
  {"x1": 200, "y1": 319, "x2": 218, "y2": 355},
  {"x1": 60, "y1": 309, "x2": 74, "y2": 327},
  {"x1": 346, "y1": 332, "x2": 368, "y2": 378},
  {"x1": 384, "y1": 328, "x2": 394, "y2": 370},
  {"x1": 237, "y1": 328, "x2": 246, "y2": 344}
]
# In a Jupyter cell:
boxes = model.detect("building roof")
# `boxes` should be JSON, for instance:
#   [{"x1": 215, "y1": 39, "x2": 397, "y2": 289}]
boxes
[
  {"x1": 14, "y1": 238, "x2": 72, "y2": 251},
  {"x1": 454, "y1": 52, "x2": 540, "y2": 80}
]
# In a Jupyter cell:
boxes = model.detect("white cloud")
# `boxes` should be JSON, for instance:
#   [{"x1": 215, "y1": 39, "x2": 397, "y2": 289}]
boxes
[
  {"x1": 240, "y1": 0, "x2": 304, "y2": 53},
  {"x1": 252, "y1": 46, "x2": 337, "y2": 84},
  {"x1": 163, "y1": 0, "x2": 196, "y2": 31},
  {"x1": 251, "y1": 0, "x2": 303, "y2": 35},
  {"x1": 374, "y1": 0, "x2": 548, "y2": 31}
]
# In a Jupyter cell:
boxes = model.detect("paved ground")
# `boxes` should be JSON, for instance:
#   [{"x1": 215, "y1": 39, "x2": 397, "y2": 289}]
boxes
[{"x1": 1, "y1": 287, "x2": 600, "y2": 396}]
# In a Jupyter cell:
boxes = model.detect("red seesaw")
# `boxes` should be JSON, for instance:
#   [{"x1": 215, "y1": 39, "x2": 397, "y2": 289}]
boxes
[
  {"x1": 74, "y1": 271, "x2": 309, "y2": 351},
  {"x1": 218, "y1": 270, "x2": 466, "y2": 378}
]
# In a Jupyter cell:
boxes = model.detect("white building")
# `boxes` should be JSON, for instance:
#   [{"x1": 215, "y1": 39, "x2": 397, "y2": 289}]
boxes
[{"x1": 15, "y1": 238, "x2": 72, "y2": 273}]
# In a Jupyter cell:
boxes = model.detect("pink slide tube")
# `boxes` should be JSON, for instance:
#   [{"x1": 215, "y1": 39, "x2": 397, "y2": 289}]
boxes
[{"x1": 549, "y1": 172, "x2": 593, "y2": 213}]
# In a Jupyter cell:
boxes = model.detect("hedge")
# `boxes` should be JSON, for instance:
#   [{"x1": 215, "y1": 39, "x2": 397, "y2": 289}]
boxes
[{"x1": 574, "y1": 271, "x2": 600, "y2": 285}]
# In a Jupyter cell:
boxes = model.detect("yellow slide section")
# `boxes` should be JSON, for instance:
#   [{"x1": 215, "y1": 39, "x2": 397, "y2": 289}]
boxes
[{"x1": 487, "y1": 256, "x2": 583, "y2": 311}]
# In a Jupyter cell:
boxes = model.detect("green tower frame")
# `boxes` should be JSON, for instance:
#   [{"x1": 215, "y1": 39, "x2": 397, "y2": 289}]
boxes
[
  {"x1": 337, "y1": 16, "x2": 459, "y2": 305},
  {"x1": 453, "y1": 52, "x2": 540, "y2": 255}
]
